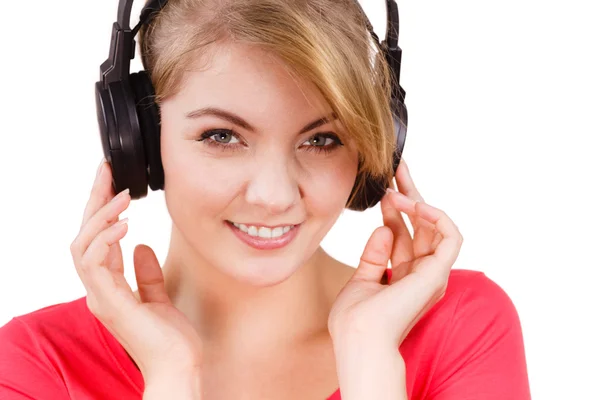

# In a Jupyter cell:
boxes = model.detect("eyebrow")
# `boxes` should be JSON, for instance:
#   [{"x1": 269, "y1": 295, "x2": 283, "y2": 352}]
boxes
[{"x1": 185, "y1": 106, "x2": 338, "y2": 135}]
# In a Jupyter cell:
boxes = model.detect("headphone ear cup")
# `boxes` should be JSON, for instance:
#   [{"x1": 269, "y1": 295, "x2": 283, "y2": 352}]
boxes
[
  {"x1": 391, "y1": 99, "x2": 408, "y2": 174},
  {"x1": 129, "y1": 71, "x2": 164, "y2": 191},
  {"x1": 347, "y1": 99, "x2": 408, "y2": 211},
  {"x1": 95, "y1": 80, "x2": 149, "y2": 199},
  {"x1": 347, "y1": 171, "x2": 390, "y2": 211}
]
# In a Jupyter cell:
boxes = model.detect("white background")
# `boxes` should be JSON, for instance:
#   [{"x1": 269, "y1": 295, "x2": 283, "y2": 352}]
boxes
[{"x1": 1, "y1": 0, "x2": 598, "y2": 398}]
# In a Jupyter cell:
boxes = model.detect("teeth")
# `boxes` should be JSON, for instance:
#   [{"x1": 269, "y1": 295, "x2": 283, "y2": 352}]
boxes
[
  {"x1": 231, "y1": 222, "x2": 295, "y2": 238},
  {"x1": 272, "y1": 227, "x2": 283, "y2": 237},
  {"x1": 257, "y1": 227, "x2": 271, "y2": 238}
]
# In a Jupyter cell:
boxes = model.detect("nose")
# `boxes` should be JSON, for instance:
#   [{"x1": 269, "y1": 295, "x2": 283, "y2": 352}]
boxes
[{"x1": 245, "y1": 155, "x2": 299, "y2": 215}]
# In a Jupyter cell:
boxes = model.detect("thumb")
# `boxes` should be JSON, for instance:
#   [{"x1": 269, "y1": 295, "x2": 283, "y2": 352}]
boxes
[
  {"x1": 133, "y1": 244, "x2": 172, "y2": 305},
  {"x1": 351, "y1": 226, "x2": 393, "y2": 284}
]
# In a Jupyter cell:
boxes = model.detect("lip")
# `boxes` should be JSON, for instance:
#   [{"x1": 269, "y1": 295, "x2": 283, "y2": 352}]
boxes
[
  {"x1": 229, "y1": 222, "x2": 299, "y2": 229},
  {"x1": 225, "y1": 221, "x2": 301, "y2": 250}
]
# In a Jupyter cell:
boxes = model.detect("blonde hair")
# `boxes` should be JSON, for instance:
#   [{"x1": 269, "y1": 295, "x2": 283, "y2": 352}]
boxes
[{"x1": 139, "y1": 0, "x2": 397, "y2": 210}]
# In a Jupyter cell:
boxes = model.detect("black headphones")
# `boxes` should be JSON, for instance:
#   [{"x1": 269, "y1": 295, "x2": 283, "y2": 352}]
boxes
[{"x1": 95, "y1": 0, "x2": 407, "y2": 211}]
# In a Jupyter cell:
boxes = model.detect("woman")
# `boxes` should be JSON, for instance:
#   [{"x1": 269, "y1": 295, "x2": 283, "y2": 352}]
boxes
[{"x1": 0, "y1": 0, "x2": 531, "y2": 398}]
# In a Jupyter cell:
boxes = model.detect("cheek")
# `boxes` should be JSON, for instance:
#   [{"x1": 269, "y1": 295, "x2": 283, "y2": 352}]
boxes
[
  {"x1": 161, "y1": 138, "x2": 245, "y2": 225},
  {"x1": 300, "y1": 151, "x2": 359, "y2": 211},
  {"x1": 304, "y1": 166, "x2": 355, "y2": 211}
]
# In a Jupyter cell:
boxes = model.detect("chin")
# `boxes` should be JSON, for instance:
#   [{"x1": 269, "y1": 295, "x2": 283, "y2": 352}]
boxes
[
  {"x1": 236, "y1": 261, "x2": 299, "y2": 286},
  {"x1": 206, "y1": 251, "x2": 302, "y2": 287}
]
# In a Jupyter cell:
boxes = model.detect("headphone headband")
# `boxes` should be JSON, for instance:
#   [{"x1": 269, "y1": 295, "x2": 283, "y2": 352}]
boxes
[{"x1": 100, "y1": 0, "x2": 404, "y2": 99}]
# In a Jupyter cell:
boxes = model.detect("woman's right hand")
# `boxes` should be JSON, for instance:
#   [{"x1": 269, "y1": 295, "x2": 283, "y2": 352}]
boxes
[{"x1": 70, "y1": 159, "x2": 204, "y2": 386}]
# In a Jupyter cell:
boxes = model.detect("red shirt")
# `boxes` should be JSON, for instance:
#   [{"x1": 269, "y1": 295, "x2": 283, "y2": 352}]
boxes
[{"x1": 0, "y1": 269, "x2": 531, "y2": 399}]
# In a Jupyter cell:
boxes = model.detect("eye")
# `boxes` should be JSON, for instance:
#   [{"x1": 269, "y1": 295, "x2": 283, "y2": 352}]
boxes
[
  {"x1": 302, "y1": 133, "x2": 344, "y2": 154},
  {"x1": 306, "y1": 135, "x2": 331, "y2": 146},
  {"x1": 196, "y1": 129, "x2": 244, "y2": 152},
  {"x1": 200, "y1": 129, "x2": 241, "y2": 145}
]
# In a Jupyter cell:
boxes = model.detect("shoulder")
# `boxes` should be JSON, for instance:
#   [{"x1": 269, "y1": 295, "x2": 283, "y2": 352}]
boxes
[
  {"x1": 450, "y1": 268, "x2": 523, "y2": 329},
  {"x1": 425, "y1": 268, "x2": 520, "y2": 322},
  {"x1": 412, "y1": 268, "x2": 524, "y2": 345},
  {"x1": 402, "y1": 269, "x2": 531, "y2": 399},
  {"x1": 0, "y1": 295, "x2": 91, "y2": 357},
  {"x1": 0, "y1": 296, "x2": 90, "y2": 344},
  {"x1": 0, "y1": 297, "x2": 89, "y2": 397},
  {"x1": 445, "y1": 267, "x2": 506, "y2": 297}
]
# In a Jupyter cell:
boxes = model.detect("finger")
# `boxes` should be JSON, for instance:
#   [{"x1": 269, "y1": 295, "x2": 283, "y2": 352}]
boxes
[
  {"x1": 105, "y1": 236, "x2": 125, "y2": 274},
  {"x1": 414, "y1": 202, "x2": 463, "y2": 273},
  {"x1": 387, "y1": 189, "x2": 437, "y2": 259},
  {"x1": 78, "y1": 218, "x2": 137, "y2": 319},
  {"x1": 380, "y1": 191, "x2": 414, "y2": 279},
  {"x1": 81, "y1": 159, "x2": 116, "y2": 228},
  {"x1": 134, "y1": 244, "x2": 172, "y2": 305},
  {"x1": 80, "y1": 218, "x2": 129, "y2": 273},
  {"x1": 395, "y1": 159, "x2": 437, "y2": 255},
  {"x1": 71, "y1": 189, "x2": 131, "y2": 271},
  {"x1": 381, "y1": 192, "x2": 413, "y2": 258},
  {"x1": 351, "y1": 226, "x2": 393, "y2": 284},
  {"x1": 396, "y1": 158, "x2": 424, "y2": 203},
  {"x1": 382, "y1": 202, "x2": 460, "y2": 324}
]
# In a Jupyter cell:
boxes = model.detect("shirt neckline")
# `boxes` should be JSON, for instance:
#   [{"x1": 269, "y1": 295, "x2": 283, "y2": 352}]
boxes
[{"x1": 85, "y1": 298, "x2": 341, "y2": 399}]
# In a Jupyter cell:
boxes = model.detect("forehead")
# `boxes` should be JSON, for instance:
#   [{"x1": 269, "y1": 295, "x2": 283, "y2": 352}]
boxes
[{"x1": 172, "y1": 42, "x2": 333, "y2": 121}]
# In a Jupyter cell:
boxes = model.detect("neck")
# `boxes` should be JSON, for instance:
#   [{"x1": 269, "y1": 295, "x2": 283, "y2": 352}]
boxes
[{"x1": 158, "y1": 225, "x2": 348, "y2": 357}]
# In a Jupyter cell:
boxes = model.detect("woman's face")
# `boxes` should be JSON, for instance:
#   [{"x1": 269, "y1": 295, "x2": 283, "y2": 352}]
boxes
[{"x1": 159, "y1": 42, "x2": 359, "y2": 286}]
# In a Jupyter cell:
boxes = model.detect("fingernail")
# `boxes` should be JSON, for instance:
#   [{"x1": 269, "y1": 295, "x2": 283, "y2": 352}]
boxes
[
  {"x1": 387, "y1": 189, "x2": 416, "y2": 207},
  {"x1": 385, "y1": 188, "x2": 402, "y2": 202},
  {"x1": 111, "y1": 188, "x2": 130, "y2": 202}
]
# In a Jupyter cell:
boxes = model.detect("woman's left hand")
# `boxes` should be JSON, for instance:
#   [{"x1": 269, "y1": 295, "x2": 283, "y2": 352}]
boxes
[{"x1": 328, "y1": 158, "x2": 464, "y2": 348}]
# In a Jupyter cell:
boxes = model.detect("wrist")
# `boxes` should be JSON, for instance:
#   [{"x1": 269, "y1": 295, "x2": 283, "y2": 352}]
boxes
[
  {"x1": 143, "y1": 365, "x2": 203, "y2": 400},
  {"x1": 333, "y1": 336, "x2": 404, "y2": 369},
  {"x1": 332, "y1": 336, "x2": 406, "y2": 400},
  {"x1": 331, "y1": 329, "x2": 398, "y2": 353}
]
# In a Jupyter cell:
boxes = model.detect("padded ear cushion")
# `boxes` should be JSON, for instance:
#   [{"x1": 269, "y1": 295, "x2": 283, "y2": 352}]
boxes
[
  {"x1": 96, "y1": 80, "x2": 149, "y2": 199},
  {"x1": 129, "y1": 71, "x2": 165, "y2": 191},
  {"x1": 391, "y1": 99, "x2": 408, "y2": 174}
]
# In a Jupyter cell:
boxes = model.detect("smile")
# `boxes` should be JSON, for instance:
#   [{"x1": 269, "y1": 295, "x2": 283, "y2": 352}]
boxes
[{"x1": 225, "y1": 221, "x2": 301, "y2": 250}]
